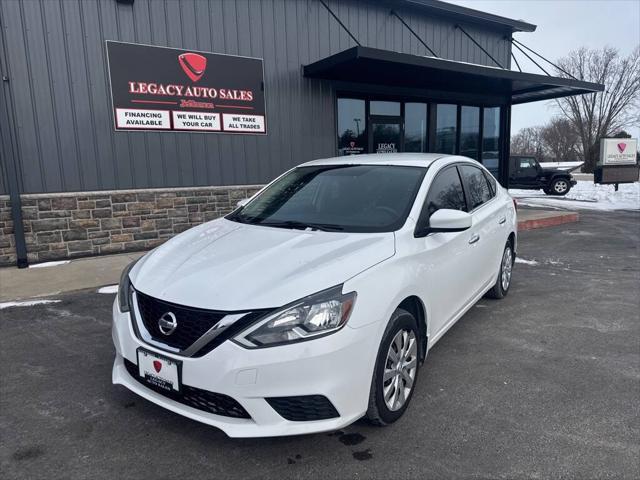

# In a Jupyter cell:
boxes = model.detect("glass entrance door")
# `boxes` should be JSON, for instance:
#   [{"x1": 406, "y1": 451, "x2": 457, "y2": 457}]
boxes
[{"x1": 369, "y1": 116, "x2": 402, "y2": 154}]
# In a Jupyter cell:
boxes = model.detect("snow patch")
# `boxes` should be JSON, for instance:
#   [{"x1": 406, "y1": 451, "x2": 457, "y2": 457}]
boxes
[
  {"x1": 0, "y1": 299, "x2": 61, "y2": 310},
  {"x1": 29, "y1": 260, "x2": 70, "y2": 269},
  {"x1": 97, "y1": 285, "x2": 118, "y2": 294},
  {"x1": 539, "y1": 161, "x2": 583, "y2": 171},
  {"x1": 515, "y1": 257, "x2": 539, "y2": 266},
  {"x1": 510, "y1": 181, "x2": 639, "y2": 211}
]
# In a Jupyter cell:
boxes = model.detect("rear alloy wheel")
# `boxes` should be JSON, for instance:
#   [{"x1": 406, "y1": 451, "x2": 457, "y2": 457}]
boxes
[
  {"x1": 550, "y1": 178, "x2": 570, "y2": 196},
  {"x1": 486, "y1": 241, "x2": 514, "y2": 299},
  {"x1": 366, "y1": 308, "x2": 420, "y2": 426}
]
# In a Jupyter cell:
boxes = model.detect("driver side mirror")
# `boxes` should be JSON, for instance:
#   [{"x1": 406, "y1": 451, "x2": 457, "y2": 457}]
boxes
[{"x1": 415, "y1": 209, "x2": 472, "y2": 237}]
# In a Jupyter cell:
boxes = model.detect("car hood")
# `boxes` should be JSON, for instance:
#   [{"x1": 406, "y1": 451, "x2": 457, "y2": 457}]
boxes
[
  {"x1": 541, "y1": 167, "x2": 571, "y2": 176},
  {"x1": 130, "y1": 218, "x2": 395, "y2": 310}
]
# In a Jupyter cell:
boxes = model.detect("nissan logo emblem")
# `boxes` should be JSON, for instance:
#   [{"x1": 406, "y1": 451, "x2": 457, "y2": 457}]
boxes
[{"x1": 158, "y1": 312, "x2": 178, "y2": 336}]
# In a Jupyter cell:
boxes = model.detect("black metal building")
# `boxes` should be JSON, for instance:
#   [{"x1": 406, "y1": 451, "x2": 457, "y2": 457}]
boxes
[{"x1": 0, "y1": 0, "x2": 603, "y2": 267}]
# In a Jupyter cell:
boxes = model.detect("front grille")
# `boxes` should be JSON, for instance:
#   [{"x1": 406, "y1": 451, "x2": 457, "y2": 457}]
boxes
[
  {"x1": 124, "y1": 358, "x2": 251, "y2": 419},
  {"x1": 266, "y1": 395, "x2": 339, "y2": 421},
  {"x1": 135, "y1": 290, "x2": 226, "y2": 351},
  {"x1": 131, "y1": 290, "x2": 272, "y2": 357}
]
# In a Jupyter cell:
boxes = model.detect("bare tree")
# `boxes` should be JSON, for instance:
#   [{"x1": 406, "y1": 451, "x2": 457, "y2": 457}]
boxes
[
  {"x1": 554, "y1": 46, "x2": 640, "y2": 172},
  {"x1": 540, "y1": 117, "x2": 580, "y2": 162},
  {"x1": 511, "y1": 126, "x2": 544, "y2": 157}
]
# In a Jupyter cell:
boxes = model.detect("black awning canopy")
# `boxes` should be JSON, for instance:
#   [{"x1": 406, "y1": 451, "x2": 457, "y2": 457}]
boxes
[{"x1": 303, "y1": 47, "x2": 604, "y2": 105}]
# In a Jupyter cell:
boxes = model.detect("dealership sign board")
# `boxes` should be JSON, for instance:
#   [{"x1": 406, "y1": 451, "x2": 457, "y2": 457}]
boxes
[
  {"x1": 599, "y1": 138, "x2": 637, "y2": 165},
  {"x1": 106, "y1": 41, "x2": 266, "y2": 134}
]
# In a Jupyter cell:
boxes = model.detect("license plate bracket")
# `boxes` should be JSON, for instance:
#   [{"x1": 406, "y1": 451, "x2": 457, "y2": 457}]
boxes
[{"x1": 136, "y1": 348, "x2": 182, "y2": 393}]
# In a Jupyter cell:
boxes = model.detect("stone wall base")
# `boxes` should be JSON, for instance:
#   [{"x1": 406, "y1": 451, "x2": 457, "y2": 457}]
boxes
[{"x1": 0, "y1": 185, "x2": 261, "y2": 267}]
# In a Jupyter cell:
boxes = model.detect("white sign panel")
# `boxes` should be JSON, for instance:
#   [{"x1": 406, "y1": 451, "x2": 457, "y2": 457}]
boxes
[
  {"x1": 172, "y1": 111, "x2": 221, "y2": 131},
  {"x1": 116, "y1": 108, "x2": 170, "y2": 130},
  {"x1": 222, "y1": 113, "x2": 266, "y2": 133},
  {"x1": 600, "y1": 138, "x2": 637, "y2": 165}
]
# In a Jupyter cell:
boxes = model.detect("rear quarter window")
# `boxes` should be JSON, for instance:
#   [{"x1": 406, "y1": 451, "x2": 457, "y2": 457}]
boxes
[
  {"x1": 458, "y1": 164, "x2": 493, "y2": 210},
  {"x1": 483, "y1": 170, "x2": 497, "y2": 197}
]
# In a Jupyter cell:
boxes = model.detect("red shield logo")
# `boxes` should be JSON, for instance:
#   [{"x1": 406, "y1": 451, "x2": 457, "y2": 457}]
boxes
[
  {"x1": 350, "y1": 141, "x2": 356, "y2": 148},
  {"x1": 178, "y1": 53, "x2": 207, "y2": 82},
  {"x1": 153, "y1": 360, "x2": 162, "y2": 373},
  {"x1": 617, "y1": 142, "x2": 627, "y2": 153}
]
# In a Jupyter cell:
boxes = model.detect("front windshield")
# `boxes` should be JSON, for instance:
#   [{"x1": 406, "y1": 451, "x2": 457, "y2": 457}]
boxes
[{"x1": 227, "y1": 164, "x2": 427, "y2": 233}]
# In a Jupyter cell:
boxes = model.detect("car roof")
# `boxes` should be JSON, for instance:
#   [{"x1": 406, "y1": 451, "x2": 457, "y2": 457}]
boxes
[{"x1": 300, "y1": 153, "x2": 452, "y2": 168}]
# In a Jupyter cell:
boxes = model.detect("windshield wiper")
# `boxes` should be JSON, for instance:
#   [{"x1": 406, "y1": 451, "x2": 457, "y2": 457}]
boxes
[{"x1": 259, "y1": 220, "x2": 344, "y2": 232}]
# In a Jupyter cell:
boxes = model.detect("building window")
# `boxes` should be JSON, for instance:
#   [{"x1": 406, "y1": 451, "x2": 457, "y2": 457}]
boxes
[
  {"x1": 482, "y1": 107, "x2": 501, "y2": 177},
  {"x1": 434, "y1": 104, "x2": 457, "y2": 154},
  {"x1": 460, "y1": 106, "x2": 480, "y2": 160},
  {"x1": 404, "y1": 103, "x2": 428, "y2": 152},
  {"x1": 370, "y1": 101, "x2": 400, "y2": 116},
  {"x1": 337, "y1": 98, "x2": 366, "y2": 155}
]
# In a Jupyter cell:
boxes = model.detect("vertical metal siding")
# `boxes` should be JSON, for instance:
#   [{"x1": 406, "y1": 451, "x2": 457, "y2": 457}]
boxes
[{"x1": 0, "y1": 0, "x2": 511, "y2": 194}]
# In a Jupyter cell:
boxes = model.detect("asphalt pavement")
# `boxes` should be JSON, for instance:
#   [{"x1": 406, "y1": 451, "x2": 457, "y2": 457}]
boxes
[{"x1": 1, "y1": 210, "x2": 638, "y2": 479}]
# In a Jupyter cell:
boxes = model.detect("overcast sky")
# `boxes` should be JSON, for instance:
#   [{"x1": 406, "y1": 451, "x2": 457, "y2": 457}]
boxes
[{"x1": 448, "y1": 0, "x2": 640, "y2": 139}]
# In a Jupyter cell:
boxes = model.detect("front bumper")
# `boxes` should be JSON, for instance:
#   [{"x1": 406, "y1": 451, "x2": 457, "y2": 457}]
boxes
[{"x1": 111, "y1": 300, "x2": 380, "y2": 437}]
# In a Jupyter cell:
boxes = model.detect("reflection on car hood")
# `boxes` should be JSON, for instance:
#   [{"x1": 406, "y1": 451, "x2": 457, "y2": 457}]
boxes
[{"x1": 130, "y1": 218, "x2": 395, "y2": 310}]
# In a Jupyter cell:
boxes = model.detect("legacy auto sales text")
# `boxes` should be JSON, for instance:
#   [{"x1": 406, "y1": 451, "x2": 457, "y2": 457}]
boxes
[{"x1": 128, "y1": 81, "x2": 254, "y2": 101}]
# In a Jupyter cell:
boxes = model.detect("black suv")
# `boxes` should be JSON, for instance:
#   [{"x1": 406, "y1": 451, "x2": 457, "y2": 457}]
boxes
[{"x1": 509, "y1": 155, "x2": 577, "y2": 196}]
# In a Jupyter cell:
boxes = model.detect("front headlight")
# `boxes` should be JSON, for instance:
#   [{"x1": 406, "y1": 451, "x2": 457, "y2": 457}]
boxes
[
  {"x1": 117, "y1": 259, "x2": 139, "y2": 312},
  {"x1": 233, "y1": 285, "x2": 356, "y2": 348}
]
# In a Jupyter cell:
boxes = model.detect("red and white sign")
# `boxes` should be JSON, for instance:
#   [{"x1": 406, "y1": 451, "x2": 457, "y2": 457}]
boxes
[
  {"x1": 222, "y1": 114, "x2": 266, "y2": 133},
  {"x1": 107, "y1": 41, "x2": 266, "y2": 135},
  {"x1": 172, "y1": 111, "x2": 220, "y2": 131},
  {"x1": 116, "y1": 108, "x2": 170, "y2": 130},
  {"x1": 600, "y1": 138, "x2": 637, "y2": 166}
]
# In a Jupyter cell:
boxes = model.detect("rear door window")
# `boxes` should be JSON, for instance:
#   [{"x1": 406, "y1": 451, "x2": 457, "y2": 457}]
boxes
[{"x1": 458, "y1": 164, "x2": 493, "y2": 210}]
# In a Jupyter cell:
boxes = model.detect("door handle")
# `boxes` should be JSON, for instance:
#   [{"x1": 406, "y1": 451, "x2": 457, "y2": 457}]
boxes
[
  {"x1": 498, "y1": 217, "x2": 506, "y2": 225},
  {"x1": 468, "y1": 234, "x2": 480, "y2": 245}
]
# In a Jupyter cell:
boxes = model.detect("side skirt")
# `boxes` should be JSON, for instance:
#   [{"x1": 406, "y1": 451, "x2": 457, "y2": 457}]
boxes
[{"x1": 427, "y1": 281, "x2": 495, "y2": 350}]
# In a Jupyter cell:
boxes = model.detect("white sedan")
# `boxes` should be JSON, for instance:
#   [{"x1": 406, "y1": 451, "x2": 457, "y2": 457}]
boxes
[{"x1": 111, "y1": 153, "x2": 517, "y2": 437}]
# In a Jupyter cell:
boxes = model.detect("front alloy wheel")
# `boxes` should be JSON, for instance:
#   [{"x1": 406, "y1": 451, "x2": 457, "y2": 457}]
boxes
[
  {"x1": 383, "y1": 329, "x2": 418, "y2": 411},
  {"x1": 550, "y1": 178, "x2": 570, "y2": 195},
  {"x1": 366, "y1": 308, "x2": 420, "y2": 425}
]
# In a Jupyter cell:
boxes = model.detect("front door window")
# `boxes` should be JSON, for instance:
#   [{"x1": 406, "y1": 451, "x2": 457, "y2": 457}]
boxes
[{"x1": 370, "y1": 119, "x2": 401, "y2": 154}]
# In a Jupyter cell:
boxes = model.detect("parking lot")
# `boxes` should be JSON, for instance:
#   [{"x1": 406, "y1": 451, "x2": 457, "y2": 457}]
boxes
[{"x1": 1, "y1": 210, "x2": 638, "y2": 479}]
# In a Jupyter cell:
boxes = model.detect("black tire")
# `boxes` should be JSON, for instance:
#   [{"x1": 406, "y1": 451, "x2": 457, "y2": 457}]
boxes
[
  {"x1": 366, "y1": 308, "x2": 420, "y2": 426},
  {"x1": 486, "y1": 241, "x2": 514, "y2": 299},
  {"x1": 549, "y1": 178, "x2": 571, "y2": 196}
]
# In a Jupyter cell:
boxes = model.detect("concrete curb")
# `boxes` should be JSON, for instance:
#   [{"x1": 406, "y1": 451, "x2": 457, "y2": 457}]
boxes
[{"x1": 518, "y1": 212, "x2": 579, "y2": 231}]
